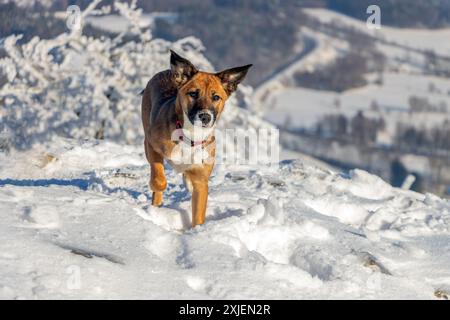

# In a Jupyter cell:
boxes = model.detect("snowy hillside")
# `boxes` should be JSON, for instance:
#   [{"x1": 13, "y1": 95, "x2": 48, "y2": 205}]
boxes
[
  {"x1": 253, "y1": 8, "x2": 450, "y2": 196},
  {"x1": 1, "y1": 138, "x2": 450, "y2": 299},
  {"x1": 255, "y1": 9, "x2": 450, "y2": 127},
  {"x1": 264, "y1": 73, "x2": 450, "y2": 139},
  {"x1": 304, "y1": 8, "x2": 450, "y2": 56}
]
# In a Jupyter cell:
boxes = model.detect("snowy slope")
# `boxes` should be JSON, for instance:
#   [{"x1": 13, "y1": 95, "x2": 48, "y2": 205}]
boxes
[
  {"x1": 264, "y1": 73, "x2": 450, "y2": 134},
  {"x1": 304, "y1": 8, "x2": 450, "y2": 56},
  {"x1": 1, "y1": 138, "x2": 450, "y2": 299},
  {"x1": 253, "y1": 8, "x2": 450, "y2": 186},
  {"x1": 256, "y1": 10, "x2": 450, "y2": 130}
]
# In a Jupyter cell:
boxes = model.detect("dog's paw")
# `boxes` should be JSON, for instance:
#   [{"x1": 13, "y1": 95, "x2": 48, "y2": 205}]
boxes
[{"x1": 152, "y1": 192, "x2": 164, "y2": 206}]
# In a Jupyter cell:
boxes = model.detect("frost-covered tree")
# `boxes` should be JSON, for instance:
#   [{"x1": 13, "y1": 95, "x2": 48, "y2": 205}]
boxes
[{"x1": 0, "y1": 0, "x2": 263, "y2": 151}]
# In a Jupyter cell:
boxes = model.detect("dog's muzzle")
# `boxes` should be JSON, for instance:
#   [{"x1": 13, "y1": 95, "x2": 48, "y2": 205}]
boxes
[
  {"x1": 193, "y1": 110, "x2": 214, "y2": 128},
  {"x1": 198, "y1": 111, "x2": 212, "y2": 126}
]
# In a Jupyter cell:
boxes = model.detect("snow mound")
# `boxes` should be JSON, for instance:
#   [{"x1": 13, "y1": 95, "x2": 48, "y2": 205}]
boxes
[{"x1": 1, "y1": 138, "x2": 450, "y2": 299}]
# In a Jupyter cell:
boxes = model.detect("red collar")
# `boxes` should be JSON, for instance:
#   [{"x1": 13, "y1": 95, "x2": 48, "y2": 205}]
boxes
[{"x1": 175, "y1": 120, "x2": 206, "y2": 147}]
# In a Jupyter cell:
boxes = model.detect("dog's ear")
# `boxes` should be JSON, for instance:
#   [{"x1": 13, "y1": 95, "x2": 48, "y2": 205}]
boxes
[
  {"x1": 215, "y1": 64, "x2": 252, "y2": 95},
  {"x1": 170, "y1": 50, "x2": 198, "y2": 87}
]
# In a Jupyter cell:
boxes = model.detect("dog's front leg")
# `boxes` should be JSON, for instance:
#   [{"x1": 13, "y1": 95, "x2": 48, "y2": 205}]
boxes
[
  {"x1": 185, "y1": 171, "x2": 209, "y2": 227},
  {"x1": 191, "y1": 178, "x2": 208, "y2": 227},
  {"x1": 144, "y1": 139, "x2": 167, "y2": 206}
]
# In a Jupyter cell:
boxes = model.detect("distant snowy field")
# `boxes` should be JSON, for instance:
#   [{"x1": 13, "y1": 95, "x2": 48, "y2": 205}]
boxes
[
  {"x1": 255, "y1": 9, "x2": 450, "y2": 147},
  {"x1": 265, "y1": 73, "x2": 450, "y2": 135},
  {"x1": 304, "y1": 8, "x2": 450, "y2": 56},
  {"x1": 1, "y1": 138, "x2": 450, "y2": 299}
]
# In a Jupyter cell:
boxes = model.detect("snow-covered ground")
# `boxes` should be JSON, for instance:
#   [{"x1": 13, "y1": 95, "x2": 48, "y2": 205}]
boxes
[
  {"x1": 1, "y1": 138, "x2": 449, "y2": 299},
  {"x1": 1, "y1": 1, "x2": 450, "y2": 300}
]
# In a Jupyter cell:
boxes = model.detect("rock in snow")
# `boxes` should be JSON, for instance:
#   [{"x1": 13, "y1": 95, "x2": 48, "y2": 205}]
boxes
[{"x1": 0, "y1": 138, "x2": 450, "y2": 299}]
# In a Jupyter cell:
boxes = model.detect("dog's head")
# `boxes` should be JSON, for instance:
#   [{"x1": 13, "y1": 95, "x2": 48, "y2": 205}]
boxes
[{"x1": 170, "y1": 50, "x2": 252, "y2": 128}]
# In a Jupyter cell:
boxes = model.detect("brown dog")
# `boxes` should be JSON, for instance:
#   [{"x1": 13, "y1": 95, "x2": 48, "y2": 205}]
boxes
[{"x1": 141, "y1": 50, "x2": 251, "y2": 227}]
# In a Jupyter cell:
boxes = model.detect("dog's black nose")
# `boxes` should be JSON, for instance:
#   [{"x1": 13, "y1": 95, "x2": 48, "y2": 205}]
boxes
[{"x1": 198, "y1": 112, "x2": 212, "y2": 125}]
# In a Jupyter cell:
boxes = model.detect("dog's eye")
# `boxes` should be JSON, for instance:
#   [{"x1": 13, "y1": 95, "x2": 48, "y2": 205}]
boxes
[
  {"x1": 188, "y1": 91, "x2": 198, "y2": 99},
  {"x1": 212, "y1": 95, "x2": 221, "y2": 101}
]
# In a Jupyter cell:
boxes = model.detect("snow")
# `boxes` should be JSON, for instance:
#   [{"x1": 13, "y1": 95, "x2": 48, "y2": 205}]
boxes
[
  {"x1": 304, "y1": 8, "x2": 450, "y2": 57},
  {"x1": 252, "y1": 26, "x2": 346, "y2": 112},
  {"x1": 0, "y1": 0, "x2": 53, "y2": 8},
  {"x1": 1, "y1": 138, "x2": 450, "y2": 299},
  {"x1": 0, "y1": 1, "x2": 214, "y2": 150},
  {"x1": 1, "y1": 1, "x2": 450, "y2": 300},
  {"x1": 263, "y1": 70, "x2": 450, "y2": 134},
  {"x1": 254, "y1": 9, "x2": 450, "y2": 157},
  {"x1": 83, "y1": 13, "x2": 177, "y2": 34}
]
